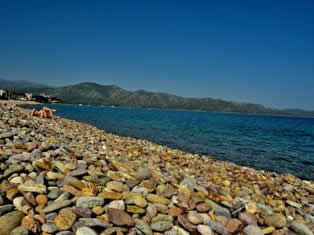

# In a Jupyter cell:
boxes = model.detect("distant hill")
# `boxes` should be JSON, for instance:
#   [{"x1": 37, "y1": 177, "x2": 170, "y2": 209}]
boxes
[
  {"x1": 0, "y1": 78, "x2": 50, "y2": 90},
  {"x1": 4, "y1": 80, "x2": 314, "y2": 117}
]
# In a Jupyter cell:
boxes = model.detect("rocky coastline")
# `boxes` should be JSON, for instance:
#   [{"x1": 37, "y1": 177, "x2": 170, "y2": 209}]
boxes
[{"x1": 0, "y1": 103, "x2": 313, "y2": 235}]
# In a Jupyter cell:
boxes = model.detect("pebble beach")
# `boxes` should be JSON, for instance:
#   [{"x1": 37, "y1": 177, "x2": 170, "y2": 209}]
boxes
[{"x1": 0, "y1": 103, "x2": 313, "y2": 235}]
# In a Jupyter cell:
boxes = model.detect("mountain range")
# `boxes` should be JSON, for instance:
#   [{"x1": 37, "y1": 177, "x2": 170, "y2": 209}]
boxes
[
  {"x1": 1, "y1": 78, "x2": 314, "y2": 117},
  {"x1": 0, "y1": 78, "x2": 49, "y2": 89}
]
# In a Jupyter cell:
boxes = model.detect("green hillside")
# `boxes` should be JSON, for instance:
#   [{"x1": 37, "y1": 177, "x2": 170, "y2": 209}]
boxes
[{"x1": 4, "y1": 81, "x2": 314, "y2": 117}]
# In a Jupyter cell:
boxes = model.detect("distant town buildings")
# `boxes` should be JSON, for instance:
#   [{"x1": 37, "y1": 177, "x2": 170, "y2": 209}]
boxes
[{"x1": 0, "y1": 88, "x2": 62, "y2": 103}]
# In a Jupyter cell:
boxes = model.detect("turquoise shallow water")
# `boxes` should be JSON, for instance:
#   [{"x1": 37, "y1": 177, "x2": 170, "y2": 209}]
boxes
[{"x1": 35, "y1": 104, "x2": 314, "y2": 180}]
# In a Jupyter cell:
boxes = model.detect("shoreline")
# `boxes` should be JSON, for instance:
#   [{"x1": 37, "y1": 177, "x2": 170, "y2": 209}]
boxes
[
  {"x1": 47, "y1": 103, "x2": 314, "y2": 119},
  {"x1": 24, "y1": 103, "x2": 311, "y2": 180},
  {"x1": 0, "y1": 103, "x2": 313, "y2": 234},
  {"x1": 31, "y1": 103, "x2": 314, "y2": 181}
]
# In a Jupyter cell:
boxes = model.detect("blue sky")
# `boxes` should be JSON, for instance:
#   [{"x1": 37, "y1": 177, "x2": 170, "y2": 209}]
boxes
[{"x1": 0, "y1": 1, "x2": 313, "y2": 110}]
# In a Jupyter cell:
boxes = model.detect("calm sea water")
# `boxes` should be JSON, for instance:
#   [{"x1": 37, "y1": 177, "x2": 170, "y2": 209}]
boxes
[{"x1": 36, "y1": 104, "x2": 314, "y2": 180}]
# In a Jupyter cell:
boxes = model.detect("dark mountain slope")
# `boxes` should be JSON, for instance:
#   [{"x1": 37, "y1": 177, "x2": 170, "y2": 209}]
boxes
[
  {"x1": 0, "y1": 78, "x2": 50, "y2": 89},
  {"x1": 7, "y1": 81, "x2": 314, "y2": 117}
]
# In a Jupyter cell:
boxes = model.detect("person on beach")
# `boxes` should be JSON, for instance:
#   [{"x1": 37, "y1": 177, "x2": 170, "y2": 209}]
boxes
[{"x1": 31, "y1": 107, "x2": 55, "y2": 118}]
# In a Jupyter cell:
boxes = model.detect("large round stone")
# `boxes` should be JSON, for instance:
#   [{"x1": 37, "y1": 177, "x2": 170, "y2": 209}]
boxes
[{"x1": 0, "y1": 211, "x2": 24, "y2": 235}]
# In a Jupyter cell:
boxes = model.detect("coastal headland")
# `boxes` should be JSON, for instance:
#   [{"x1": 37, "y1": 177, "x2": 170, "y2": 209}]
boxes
[{"x1": 0, "y1": 103, "x2": 313, "y2": 235}]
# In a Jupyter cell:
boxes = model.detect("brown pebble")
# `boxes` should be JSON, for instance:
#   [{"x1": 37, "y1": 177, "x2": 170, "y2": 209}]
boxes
[
  {"x1": 22, "y1": 215, "x2": 40, "y2": 233},
  {"x1": 168, "y1": 207, "x2": 184, "y2": 217},
  {"x1": 35, "y1": 194, "x2": 48, "y2": 206},
  {"x1": 226, "y1": 218, "x2": 243, "y2": 233},
  {"x1": 107, "y1": 208, "x2": 135, "y2": 226},
  {"x1": 196, "y1": 203, "x2": 211, "y2": 213},
  {"x1": 54, "y1": 209, "x2": 77, "y2": 230}
]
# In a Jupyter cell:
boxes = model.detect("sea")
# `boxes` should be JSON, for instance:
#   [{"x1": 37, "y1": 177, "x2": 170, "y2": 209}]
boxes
[{"x1": 33, "y1": 104, "x2": 314, "y2": 181}]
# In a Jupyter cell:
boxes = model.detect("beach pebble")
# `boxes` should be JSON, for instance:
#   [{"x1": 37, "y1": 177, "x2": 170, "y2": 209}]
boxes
[
  {"x1": 265, "y1": 213, "x2": 287, "y2": 228},
  {"x1": 197, "y1": 225, "x2": 214, "y2": 235},
  {"x1": 214, "y1": 207, "x2": 231, "y2": 218},
  {"x1": 76, "y1": 197, "x2": 104, "y2": 208},
  {"x1": 187, "y1": 211, "x2": 203, "y2": 224},
  {"x1": 151, "y1": 221, "x2": 173, "y2": 232},
  {"x1": 76, "y1": 227, "x2": 97, "y2": 235},
  {"x1": 42, "y1": 222, "x2": 58, "y2": 233},
  {"x1": 108, "y1": 200, "x2": 125, "y2": 210},
  {"x1": 290, "y1": 222, "x2": 313, "y2": 235},
  {"x1": 107, "y1": 208, "x2": 135, "y2": 226},
  {"x1": 0, "y1": 205, "x2": 14, "y2": 216},
  {"x1": 0, "y1": 211, "x2": 24, "y2": 235},
  {"x1": 43, "y1": 200, "x2": 73, "y2": 213},
  {"x1": 10, "y1": 226, "x2": 29, "y2": 235},
  {"x1": 243, "y1": 225, "x2": 264, "y2": 235},
  {"x1": 55, "y1": 209, "x2": 77, "y2": 230},
  {"x1": 135, "y1": 219, "x2": 153, "y2": 235},
  {"x1": 208, "y1": 221, "x2": 229, "y2": 235}
]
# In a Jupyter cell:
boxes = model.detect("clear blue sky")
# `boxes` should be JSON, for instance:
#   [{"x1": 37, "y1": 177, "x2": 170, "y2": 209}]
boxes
[{"x1": 0, "y1": 1, "x2": 313, "y2": 110}]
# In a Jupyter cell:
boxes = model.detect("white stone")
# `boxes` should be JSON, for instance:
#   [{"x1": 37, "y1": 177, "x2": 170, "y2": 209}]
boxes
[{"x1": 76, "y1": 227, "x2": 97, "y2": 235}]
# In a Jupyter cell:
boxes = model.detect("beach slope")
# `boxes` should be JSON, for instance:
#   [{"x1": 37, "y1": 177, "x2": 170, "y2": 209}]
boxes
[{"x1": 0, "y1": 103, "x2": 313, "y2": 234}]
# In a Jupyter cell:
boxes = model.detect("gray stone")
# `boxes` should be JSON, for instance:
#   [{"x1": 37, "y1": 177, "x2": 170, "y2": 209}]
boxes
[
  {"x1": 256, "y1": 203, "x2": 273, "y2": 216},
  {"x1": 199, "y1": 213, "x2": 212, "y2": 225},
  {"x1": 283, "y1": 184, "x2": 293, "y2": 192},
  {"x1": 164, "y1": 229, "x2": 177, "y2": 235},
  {"x1": 47, "y1": 188, "x2": 63, "y2": 199},
  {"x1": 151, "y1": 221, "x2": 173, "y2": 232},
  {"x1": 172, "y1": 226, "x2": 190, "y2": 235},
  {"x1": 146, "y1": 204, "x2": 157, "y2": 218},
  {"x1": 0, "y1": 205, "x2": 14, "y2": 216},
  {"x1": 56, "y1": 192, "x2": 70, "y2": 201},
  {"x1": 135, "y1": 219, "x2": 153, "y2": 235},
  {"x1": 137, "y1": 167, "x2": 151, "y2": 180},
  {"x1": 305, "y1": 214, "x2": 314, "y2": 224},
  {"x1": 42, "y1": 223, "x2": 58, "y2": 233},
  {"x1": 165, "y1": 226, "x2": 190, "y2": 235},
  {"x1": 290, "y1": 222, "x2": 313, "y2": 235},
  {"x1": 70, "y1": 169, "x2": 88, "y2": 177},
  {"x1": 243, "y1": 225, "x2": 263, "y2": 235},
  {"x1": 73, "y1": 218, "x2": 111, "y2": 232},
  {"x1": 43, "y1": 200, "x2": 72, "y2": 213},
  {"x1": 208, "y1": 221, "x2": 229, "y2": 235},
  {"x1": 132, "y1": 186, "x2": 149, "y2": 196},
  {"x1": 45, "y1": 212, "x2": 58, "y2": 221},
  {"x1": 214, "y1": 207, "x2": 231, "y2": 218},
  {"x1": 0, "y1": 130, "x2": 17, "y2": 139},
  {"x1": 3, "y1": 165, "x2": 23, "y2": 177},
  {"x1": 76, "y1": 197, "x2": 104, "y2": 208},
  {"x1": 180, "y1": 177, "x2": 197, "y2": 191}
]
